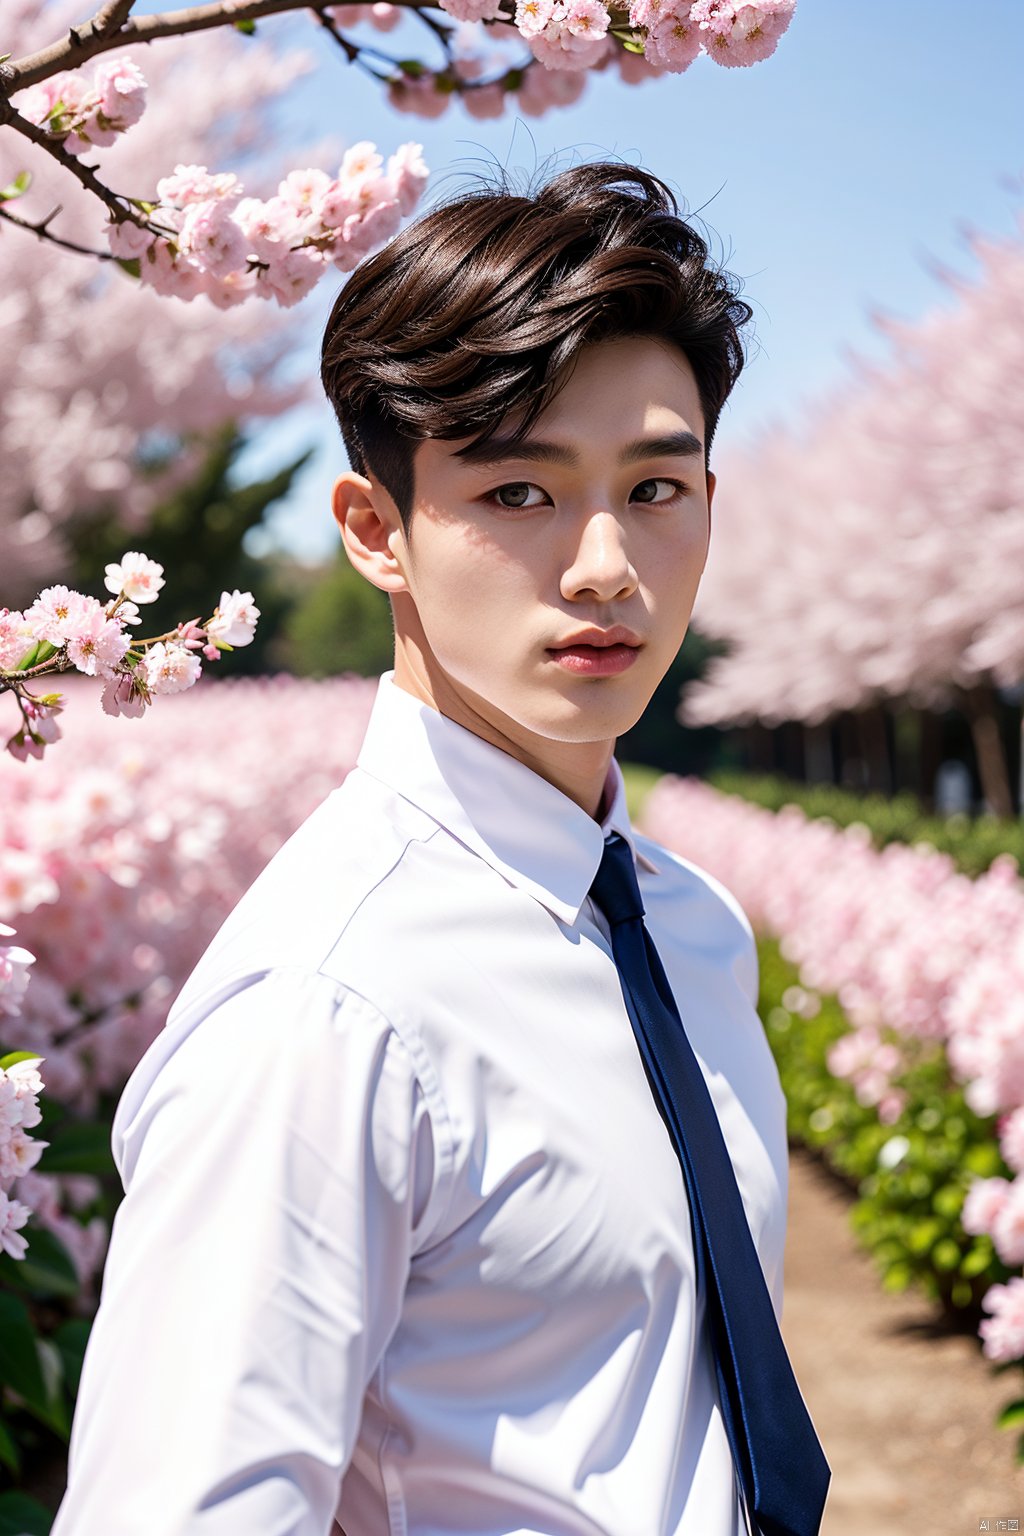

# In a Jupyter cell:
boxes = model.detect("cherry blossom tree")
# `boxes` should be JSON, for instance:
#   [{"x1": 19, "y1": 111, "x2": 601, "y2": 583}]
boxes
[
  {"x1": 1, "y1": 0, "x2": 796, "y2": 300},
  {"x1": 684, "y1": 212, "x2": 1024, "y2": 816},
  {"x1": 0, "y1": 1, "x2": 324, "y2": 601}
]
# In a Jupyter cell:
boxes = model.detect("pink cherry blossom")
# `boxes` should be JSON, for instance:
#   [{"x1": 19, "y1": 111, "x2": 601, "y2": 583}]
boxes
[
  {"x1": 0, "y1": 934, "x2": 34, "y2": 1018},
  {"x1": 644, "y1": 5, "x2": 703, "y2": 70},
  {"x1": 962, "y1": 1176, "x2": 1011, "y2": 1236},
  {"x1": 139, "y1": 238, "x2": 207, "y2": 302},
  {"x1": 1000, "y1": 1108, "x2": 1024, "y2": 1175},
  {"x1": 100, "y1": 671, "x2": 149, "y2": 719},
  {"x1": 106, "y1": 218, "x2": 157, "y2": 260},
  {"x1": 103, "y1": 552, "x2": 166, "y2": 605},
  {"x1": 139, "y1": 641, "x2": 202, "y2": 696},
  {"x1": 980, "y1": 1278, "x2": 1024, "y2": 1363},
  {"x1": 205, "y1": 590, "x2": 260, "y2": 648},
  {"x1": 0, "y1": 1125, "x2": 47, "y2": 1182},
  {"x1": 563, "y1": 0, "x2": 611, "y2": 38},
  {"x1": 0, "y1": 1189, "x2": 32, "y2": 1260},
  {"x1": 65, "y1": 608, "x2": 131, "y2": 678},
  {"x1": 155, "y1": 164, "x2": 243, "y2": 207},
  {"x1": 24, "y1": 586, "x2": 100, "y2": 647},
  {"x1": 528, "y1": 10, "x2": 610, "y2": 70},
  {"x1": 992, "y1": 1180, "x2": 1024, "y2": 1267},
  {"x1": 260, "y1": 246, "x2": 324, "y2": 307},
  {"x1": 437, "y1": 0, "x2": 506, "y2": 17},
  {"x1": 178, "y1": 199, "x2": 250, "y2": 279},
  {"x1": 702, "y1": 0, "x2": 795, "y2": 66},
  {"x1": 90, "y1": 56, "x2": 147, "y2": 134},
  {"x1": 277, "y1": 167, "x2": 333, "y2": 214},
  {"x1": 0, "y1": 610, "x2": 32, "y2": 670},
  {"x1": 516, "y1": 0, "x2": 557, "y2": 35},
  {"x1": 388, "y1": 144, "x2": 429, "y2": 216}
]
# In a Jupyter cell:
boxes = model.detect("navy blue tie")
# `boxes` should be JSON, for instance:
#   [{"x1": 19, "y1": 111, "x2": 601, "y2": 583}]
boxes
[{"x1": 589, "y1": 832, "x2": 830, "y2": 1536}]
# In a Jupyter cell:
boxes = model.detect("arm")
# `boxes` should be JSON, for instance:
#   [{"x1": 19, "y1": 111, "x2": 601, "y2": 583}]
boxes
[{"x1": 52, "y1": 967, "x2": 443, "y2": 1536}]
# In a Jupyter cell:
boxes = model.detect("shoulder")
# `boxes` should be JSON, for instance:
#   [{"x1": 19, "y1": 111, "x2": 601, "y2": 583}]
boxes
[
  {"x1": 633, "y1": 829, "x2": 759, "y2": 1005},
  {"x1": 169, "y1": 767, "x2": 444, "y2": 1019},
  {"x1": 113, "y1": 965, "x2": 453, "y2": 1233},
  {"x1": 635, "y1": 828, "x2": 754, "y2": 941}
]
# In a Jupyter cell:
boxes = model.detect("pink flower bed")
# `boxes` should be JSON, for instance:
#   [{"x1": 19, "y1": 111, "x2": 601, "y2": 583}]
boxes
[
  {"x1": 641, "y1": 776, "x2": 1024, "y2": 1361},
  {"x1": 0, "y1": 674, "x2": 376, "y2": 1291}
]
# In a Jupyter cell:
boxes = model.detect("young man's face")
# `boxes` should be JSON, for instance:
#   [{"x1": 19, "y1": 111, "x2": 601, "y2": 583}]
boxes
[{"x1": 335, "y1": 334, "x2": 715, "y2": 811}]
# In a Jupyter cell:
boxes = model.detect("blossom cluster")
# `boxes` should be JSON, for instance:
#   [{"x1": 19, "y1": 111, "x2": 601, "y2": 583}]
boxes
[
  {"x1": 109, "y1": 143, "x2": 429, "y2": 310},
  {"x1": 0, "y1": 921, "x2": 46, "y2": 1261},
  {"x1": 14, "y1": 50, "x2": 429, "y2": 309},
  {"x1": 686, "y1": 206, "x2": 1024, "y2": 728},
  {"x1": 640, "y1": 777, "x2": 1024, "y2": 1363},
  {"x1": 1, "y1": 553, "x2": 260, "y2": 761},
  {"x1": 434, "y1": 0, "x2": 794, "y2": 73},
  {"x1": 0, "y1": 675, "x2": 377, "y2": 1292},
  {"x1": 17, "y1": 57, "x2": 147, "y2": 155}
]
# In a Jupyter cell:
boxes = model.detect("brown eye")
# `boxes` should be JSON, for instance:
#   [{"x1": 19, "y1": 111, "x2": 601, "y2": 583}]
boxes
[
  {"x1": 494, "y1": 482, "x2": 545, "y2": 509},
  {"x1": 632, "y1": 478, "x2": 683, "y2": 505}
]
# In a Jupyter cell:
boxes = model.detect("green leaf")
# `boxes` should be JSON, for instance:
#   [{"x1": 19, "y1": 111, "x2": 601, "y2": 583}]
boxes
[
  {"x1": 0, "y1": 1294, "x2": 48, "y2": 1412},
  {"x1": 35, "y1": 1339, "x2": 69, "y2": 1439},
  {"x1": 398, "y1": 58, "x2": 425, "y2": 77},
  {"x1": 38, "y1": 1118, "x2": 116, "y2": 1177},
  {"x1": 54, "y1": 1319, "x2": 91, "y2": 1398},
  {"x1": 233, "y1": 17, "x2": 257, "y2": 32},
  {"x1": 0, "y1": 1418, "x2": 21, "y2": 1477},
  {"x1": 31, "y1": 641, "x2": 58, "y2": 665},
  {"x1": 961, "y1": 1240, "x2": 996, "y2": 1278},
  {"x1": 0, "y1": 1491, "x2": 54, "y2": 1536},
  {"x1": 0, "y1": 171, "x2": 31, "y2": 203},
  {"x1": 0, "y1": 1226, "x2": 80, "y2": 1299},
  {"x1": 931, "y1": 1238, "x2": 962, "y2": 1272},
  {"x1": 13, "y1": 642, "x2": 41, "y2": 671},
  {"x1": 115, "y1": 257, "x2": 142, "y2": 279},
  {"x1": 997, "y1": 1398, "x2": 1024, "y2": 1431},
  {"x1": 0, "y1": 1052, "x2": 44, "y2": 1073}
]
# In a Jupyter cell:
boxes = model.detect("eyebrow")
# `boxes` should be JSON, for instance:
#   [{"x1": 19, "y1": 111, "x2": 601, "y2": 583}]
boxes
[{"x1": 454, "y1": 429, "x2": 705, "y2": 470}]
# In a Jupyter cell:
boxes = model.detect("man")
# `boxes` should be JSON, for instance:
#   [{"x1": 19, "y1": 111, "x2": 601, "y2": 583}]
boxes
[{"x1": 53, "y1": 161, "x2": 828, "y2": 1535}]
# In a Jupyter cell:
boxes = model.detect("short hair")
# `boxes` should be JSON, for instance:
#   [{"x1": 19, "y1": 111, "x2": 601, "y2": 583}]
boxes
[{"x1": 320, "y1": 161, "x2": 752, "y2": 533}]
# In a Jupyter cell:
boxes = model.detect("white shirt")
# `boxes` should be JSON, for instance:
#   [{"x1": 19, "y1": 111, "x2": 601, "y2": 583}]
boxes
[{"x1": 53, "y1": 671, "x2": 788, "y2": 1536}]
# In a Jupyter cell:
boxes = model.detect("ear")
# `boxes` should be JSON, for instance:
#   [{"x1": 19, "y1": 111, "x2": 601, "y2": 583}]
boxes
[{"x1": 331, "y1": 470, "x2": 410, "y2": 595}]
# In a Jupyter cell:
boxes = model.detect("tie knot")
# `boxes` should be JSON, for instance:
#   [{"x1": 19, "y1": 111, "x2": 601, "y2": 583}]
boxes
[{"x1": 589, "y1": 832, "x2": 645, "y2": 927}]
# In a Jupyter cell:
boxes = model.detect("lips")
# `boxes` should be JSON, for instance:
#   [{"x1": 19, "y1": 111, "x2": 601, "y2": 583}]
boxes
[{"x1": 547, "y1": 625, "x2": 642, "y2": 650}]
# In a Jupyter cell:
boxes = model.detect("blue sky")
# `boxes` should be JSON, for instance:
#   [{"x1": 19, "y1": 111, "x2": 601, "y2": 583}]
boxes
[{"x1": 230, "y1": 0, "x2": 1024, "y2": 561}]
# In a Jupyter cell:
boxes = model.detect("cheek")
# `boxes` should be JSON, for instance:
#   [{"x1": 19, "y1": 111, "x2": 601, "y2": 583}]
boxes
[{"x1": 415, "y1": 530, "x2": 530, "y2": 651}]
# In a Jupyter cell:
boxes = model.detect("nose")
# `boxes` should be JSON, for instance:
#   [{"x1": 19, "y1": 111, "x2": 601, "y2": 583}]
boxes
[{"x1": 560, "y1": 508, "x2": 639, "y2": 605}]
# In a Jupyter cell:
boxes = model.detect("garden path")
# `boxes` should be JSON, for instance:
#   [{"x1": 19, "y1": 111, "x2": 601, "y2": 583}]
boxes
[{"x1": 784, "y1": 1146, "x2": 1024, "y2": 1536}]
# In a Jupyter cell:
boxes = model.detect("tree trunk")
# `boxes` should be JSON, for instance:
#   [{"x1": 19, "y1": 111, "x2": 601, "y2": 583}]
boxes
[
  {"x1": 856, "y1": 705, "x2": 893, "y2": 796},
  {"x1": 804, "y1": 720, "x2": 834, "y2": 784},
  {"x1": 963, "y1": 685, "x2": 1014, "y2": 818}
]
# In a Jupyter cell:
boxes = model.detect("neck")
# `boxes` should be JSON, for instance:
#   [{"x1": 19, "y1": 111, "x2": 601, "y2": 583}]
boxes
[{"x1": 391, "y1": 643, "x2": 615, "y2": 820}]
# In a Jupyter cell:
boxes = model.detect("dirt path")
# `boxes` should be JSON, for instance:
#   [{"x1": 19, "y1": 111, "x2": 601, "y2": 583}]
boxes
[{"x1": 783, "y1": 1146, "x2": 1024, "y2": 1536}]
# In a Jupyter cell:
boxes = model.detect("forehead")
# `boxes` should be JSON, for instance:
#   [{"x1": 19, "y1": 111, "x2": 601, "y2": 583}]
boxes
[{"x1": 416, "y1": 335, "x2": 704, "y2": 480}]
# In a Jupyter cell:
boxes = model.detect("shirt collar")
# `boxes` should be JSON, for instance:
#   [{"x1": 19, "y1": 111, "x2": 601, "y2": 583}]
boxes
[{"x1": 355, "y1": 671, "x2": 660, "y2": 927}]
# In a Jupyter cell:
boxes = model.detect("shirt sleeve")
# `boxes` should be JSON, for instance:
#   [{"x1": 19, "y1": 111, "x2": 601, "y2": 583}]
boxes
[{"x1": 52, "y1": 967, "x2": 445, "y2": 1536}]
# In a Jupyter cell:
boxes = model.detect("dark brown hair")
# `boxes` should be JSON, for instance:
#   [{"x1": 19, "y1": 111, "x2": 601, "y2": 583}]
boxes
[{"x1": 320, "y1": 161, "x2": 752, "y2": 532}]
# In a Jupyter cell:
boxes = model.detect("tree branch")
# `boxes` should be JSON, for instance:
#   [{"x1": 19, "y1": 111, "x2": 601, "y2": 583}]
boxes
[
  {"x1": 0, "y1": 200, "x2": 115, "y2": 260},
  {"x1": 6, "y1": 0, "x2": 360, "y2": 91},
  {"x1": 1, "y1": 103, "x2": 149, "y2": 227}
]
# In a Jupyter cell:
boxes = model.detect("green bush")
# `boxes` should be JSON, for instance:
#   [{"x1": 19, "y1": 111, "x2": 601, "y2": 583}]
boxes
[
  {"x1": 710, "y1": 771, "x2": 1024, "y2": 878},
  {"x1": 757, "y1": 940, "x2": 1009, "y2": 1322}
]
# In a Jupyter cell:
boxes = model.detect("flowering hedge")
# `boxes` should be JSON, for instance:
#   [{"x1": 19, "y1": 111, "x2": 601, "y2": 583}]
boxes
[
  {"x1": 0, "y1": 675, "x2": 377, "y2": 1505},
  {"x1": 709, "y1": 769, "x2": 1024, "y2": 879},
  {"x1": 640, "y1": 777, "x2": 1024, "y2": 1371}
]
